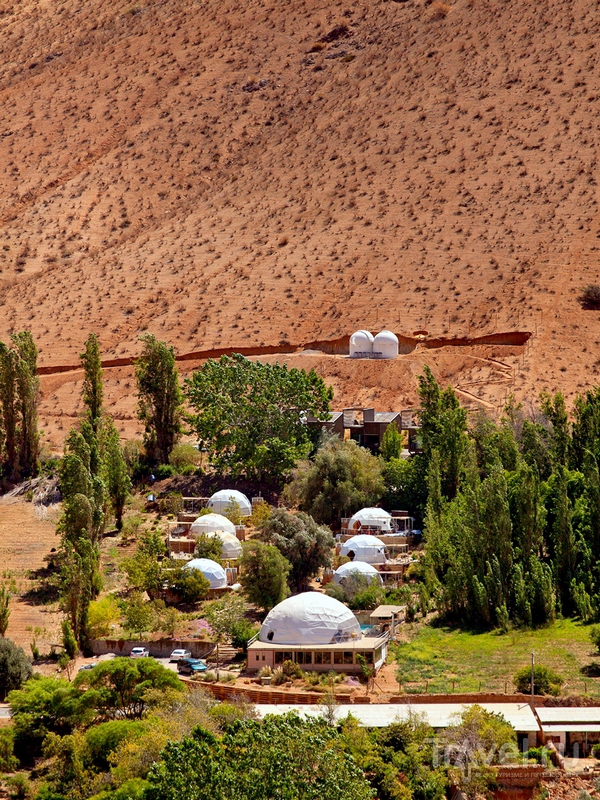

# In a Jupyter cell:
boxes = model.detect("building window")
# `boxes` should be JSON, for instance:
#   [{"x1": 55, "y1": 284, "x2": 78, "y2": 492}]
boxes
[
  {"x1": 262, "y1": 655, "x2": 265, "y2": 661},
  {"x1": 355, "y1": 651, "x2": 373, "y2": 664},
  {"x1": 275, "y1": 652, "x2": 283, "y2": 664},
  {"x1": 344, "y1": 652, "x2": 353, "y2": 665},
  {"x1": 296, "y1": 652, "x2": 312, "y2": 665},
  {"x1": 334, "y1": 652, "x2": 344, "y2": 665},
  {"x1": 255, "y1": 654, "x2": 260, "y2": 661},
  {"x1": 315, "y1": 652, "x2": 331, "y2": 665},
  {"x1": 374, "y1": 646, "x2": 383, "y2": 664}
]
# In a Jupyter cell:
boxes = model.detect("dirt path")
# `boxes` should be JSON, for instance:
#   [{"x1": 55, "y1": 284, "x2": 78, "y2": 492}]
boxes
[{"x1": 0, "y1": 497, "x2": 62, "y2": 654}]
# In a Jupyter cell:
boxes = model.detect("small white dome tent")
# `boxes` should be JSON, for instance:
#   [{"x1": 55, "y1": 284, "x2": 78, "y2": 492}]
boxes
[
  {"x1": 208, "y1": 489, "x2": 252, "y2": 517},
  {"x1": 333, "y1": 561, "x2": 383, "y2": 586},
  {"x1": 348, "y1": 507, "x2": 392, "y2": 532},
  {"x1": 190, "y1": 513, "x2": 236, "y2": 536},
  {"x1": 258, "y1": 592, "x2": 361, "y2": 645},
  {"x1": 349, "y1": 330, "x2": 374, "y2": 358},
  {"x1": 340, "y1": 534, "x2": 387, "y2": 565},
  {"x1": 207, "y1": 531, "x2": 242, "y2": 560},
  {"x1": 372, "y1": 330, "x2": 399, "y2": 359},
  {"x1": 183, "y1": 558, "x2": 228, "y2": 589}
]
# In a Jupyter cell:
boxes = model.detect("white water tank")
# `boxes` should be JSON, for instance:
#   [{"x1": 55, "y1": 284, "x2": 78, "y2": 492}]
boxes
[
  {"x1": 372, "y1": 330, "x2": 399, "y2": 359},
  {"x1": 349, "y1": 330, "x2": 374, "y2": 358}
]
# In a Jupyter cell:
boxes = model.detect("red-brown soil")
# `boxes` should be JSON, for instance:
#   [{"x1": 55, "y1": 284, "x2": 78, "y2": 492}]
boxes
[
  {"x1": 0, "y1": 498, "x2": 62, "y2": 653},
  {"x1": 1, "y1": 0, "x2": 600, "y2": 445}
]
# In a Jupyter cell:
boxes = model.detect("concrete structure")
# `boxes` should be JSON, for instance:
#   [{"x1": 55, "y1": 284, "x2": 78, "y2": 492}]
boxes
[
  {"x1": 307, "y1": 406, "x2": 421, "y2": 454},
  {"x1": 372, "y1": 330, "x2": 399, "y2": 359},
  {"x1": 340, "y1": 534, "x2": 387, "y2": 565},
  {"x1": 333, "y1": 561, "x2": 383, "y2": 586},
  {"x1": 349, "y1": 330, "x2": 375, "y2": 358},
  {"x1": 208, "y1": 489, "x2": 252, "y2": 517},
  {"x1": 183, "y1": 558, "x2": 228, "y2": 589},
  {"x1": 538, "y1": 707, "x2": 600, "y2": 756}
]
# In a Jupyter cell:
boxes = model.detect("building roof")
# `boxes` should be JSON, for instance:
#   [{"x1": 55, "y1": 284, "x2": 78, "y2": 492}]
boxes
[
  {"x1": 373, "y1": 412, "x2": 400, "y2": 423},
  {"x1": 537, "y1": 707, "x2": 600, "y2": 724},
  {"x1": 369, "y1": 605, "x2": 405, "y2": 619},
  {"x1": 254, "y1": 702, "x2": 539, "y2": 733}
]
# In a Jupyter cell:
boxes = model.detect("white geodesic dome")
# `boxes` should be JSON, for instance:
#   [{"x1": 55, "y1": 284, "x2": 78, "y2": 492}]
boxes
[
  {"x1": 372, "y1": 330, "x2": 399, "y2": 359},
  {"x1": 347, "y1": 507, "x2": 392, "y2": 532},
  {"x1": 208, "y1": 489, "x2": 252, "y2": 517},
  {"x1": 190, "y1": 513, "x2": 236, "y2": 536},
  {"x1": 207, "y1": 531, "x2": 242, "y2": 560},
  {"x1": 340, "y1": 534, "x2": 387, "y2": 565},
  {"x1": 258, "y1": 592, "x2": 361, "y2": 645},
  {"x1": 183, "y1": 558, "x2": 228, "y2": 589},
  {"x1": 333, "y1": 561, "x2": 383, "y2": 586},
  {"x1": 349, "y1": 330, "x2": 374, "y2": 358}
]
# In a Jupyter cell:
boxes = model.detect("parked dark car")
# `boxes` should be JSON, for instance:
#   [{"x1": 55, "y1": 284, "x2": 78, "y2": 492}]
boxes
[{"x1": 177, "y1": 657, "x2": 208, "y2": 675}]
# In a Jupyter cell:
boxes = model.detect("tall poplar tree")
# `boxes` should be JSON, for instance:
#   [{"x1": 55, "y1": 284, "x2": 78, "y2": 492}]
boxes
[
  {"x1": 80, "y1": 334, "x2": 103, "y2": 434},
  {"x1": 135, "y1": 334, "x2": 183, "y2": 464}
]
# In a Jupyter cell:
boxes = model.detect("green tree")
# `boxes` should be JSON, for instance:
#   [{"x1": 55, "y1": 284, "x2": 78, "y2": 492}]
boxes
[
  {"x1": 81, "y1": 334, "x2": 104, "y2": 434},
  {"x1": 284, "y1": 436, "x2": 384, "y2": 526},
  {"x1": 101, "y1": 417, "x2": 131, "y2": 531},
  {"x1": 74, "y1": 657, "x2": 183, "y2": 720},
  {"x1": 0, "y1": 639, "x2": 32, "y2": 698},
  {"x1": 379, "y1": 422, "x2": 403, "y2": 462},
  {"x1": 513, "y1": 665, "x2": 564, "y2": 696},
  {"x1": 124, "y1": 593, "x2": 154, "y2": 638},
  {"x1": 87, "y1": 596, "x2": 122, "y2": 639},
  {"x1": 417, "y1": 366, "x2": 468, "y2": 500},
  {"x1": 381, "y1": 455, "x2": 428, "y2": 522},
  {"x1": 167, "y1": 564, "x2": 211, "y2": 604},
  {"x1": 135, "y1": 334, "x2": 183, "y2": 464},
  {"x1": 0, "y1": 585, "x2": 11, "y2": 637},
  {"x1": 194, "y1": 533, "x2": 224, "y2": 562},
  {"x1": 203, "y1": 595, "x2": 257, "y2": 651},
  {"x1": 239, "y1": 540, "x2": 291, "y2": 612},
  {"x1": 0, "y1": 332, "x2": 39, "y2": 480},
  {"x1": 260, "y1": 508, "x2": 333, "y2": 592},
  {"x1": 146, "y1": 714, "x2": 374, "y2": 800},
  {"x1": 184, "y1": 354, "x2": 333, "y2": 483}
]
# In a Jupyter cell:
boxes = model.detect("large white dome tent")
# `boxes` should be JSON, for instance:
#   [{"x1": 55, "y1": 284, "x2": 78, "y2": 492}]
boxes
[
  {"x1": 340, "y1": 534, "x2": 387, "y2": 565},
  {"x1": 349, "y1": 330, "x2": 374, "y2": 358},
  {"x1": 347, "y1": 507, "x2": 392, "y2": 532},
  {"x1": 258, "y1": 592, "x2": 361, "y2": 645},
  {"x1": 372, "y1": 330, "x2": 399, "y2": 359},
  {"x1": 183, "y1": 558, "x2": 228, "y2": 589},
  {"x1": 206, "y1": 531, "x2": 242, "y2": 560},
  {"x1": 208, "y1": 489, "x2": 252, "y2": 517},
  {"x1": 333, "y1": 561, "x2": 383, "y2": 586},
  {"x1": 190, "y1": 513, "x2": 236, "y2": 536}
]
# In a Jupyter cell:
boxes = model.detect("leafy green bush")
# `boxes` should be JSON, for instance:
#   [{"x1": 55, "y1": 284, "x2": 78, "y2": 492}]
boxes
[
  {"x1": 592, "y1": 742, "x2": 600, "y2": 760},
  {"x1": 168, "y1": 563, "x2": 211, "y2": 603},
  {"x1": 0, "y1": 727, "x2": 17, "y2": 771},
  {"x1": 87, "y1": 596, "x2": 121, "y2": 639},
  {"x1": 168, "y1": 443, "x2": 202, "y2": 471},
  {"x1": 84, "y1": 720, "x2": 145, "y2": 770},
  {"x1": 590, "y1": 625, "x2": 600, "y2": 653},
  {"x1": 513, "y1": 665, "x2": 564, "y2": 696}
]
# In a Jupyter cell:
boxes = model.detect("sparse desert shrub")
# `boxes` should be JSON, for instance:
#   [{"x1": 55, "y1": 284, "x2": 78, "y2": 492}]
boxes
[
  {"x1": 429, "y1": 1, "x2": 451, "y2": 19},
  {"x1": 580, "y1": 284, "x2": 600, "y2": 310},
  {"x1": 258, "y1": 665, "x2": 273, "y2": 679}
]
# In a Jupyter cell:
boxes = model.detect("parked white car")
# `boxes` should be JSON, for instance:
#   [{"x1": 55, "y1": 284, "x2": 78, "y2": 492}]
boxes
[
  {"x1": 169, "y1": 649, "x2": 192, "y2": 662},
  {"x1": 129, "y1": 647, "x2": 150, "y2": 658}
]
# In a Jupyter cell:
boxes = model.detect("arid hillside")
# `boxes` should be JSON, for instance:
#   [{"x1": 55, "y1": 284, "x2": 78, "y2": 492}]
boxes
[{"x1": 1, "y1": 0, "x2": 599, "y2": 445}]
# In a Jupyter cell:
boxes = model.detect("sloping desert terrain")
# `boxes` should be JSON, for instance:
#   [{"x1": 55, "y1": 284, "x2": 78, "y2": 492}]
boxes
[{"x1": 0, "y1": 0, "x2": 599, "y2": 446}]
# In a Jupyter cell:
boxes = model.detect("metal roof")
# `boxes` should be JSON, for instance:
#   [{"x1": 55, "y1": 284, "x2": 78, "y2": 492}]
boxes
[
  {"x1": 541, "y1": 724, "x2": 600, "y2": 733},
  {"x1": 537, "y1": 708, "x2": 600, "y2": 724},
  {"x1": 255, "y1": 702, "x2": 539, "y2": 732}
]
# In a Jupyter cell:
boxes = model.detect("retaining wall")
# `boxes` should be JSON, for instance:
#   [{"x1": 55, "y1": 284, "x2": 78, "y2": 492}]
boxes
[{"x1": 89, "y1": 638, "x2": 215, "y2": 658}]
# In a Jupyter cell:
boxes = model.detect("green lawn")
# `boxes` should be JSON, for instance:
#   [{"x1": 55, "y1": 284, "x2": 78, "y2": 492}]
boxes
[{"x1": 392, "y1": 618, "x2": 600, "y2": 697}]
